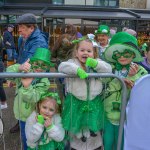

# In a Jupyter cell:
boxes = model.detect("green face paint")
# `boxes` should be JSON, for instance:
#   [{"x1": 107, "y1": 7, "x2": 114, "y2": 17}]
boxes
[{"x1": 31, "y1": 60, "x2": 49, "y2": 71}]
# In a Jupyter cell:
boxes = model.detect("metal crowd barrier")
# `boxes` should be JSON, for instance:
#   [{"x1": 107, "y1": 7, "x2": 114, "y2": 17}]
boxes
[{"x1": 0, "y1": 72, "x2": 127, "y2": 150}]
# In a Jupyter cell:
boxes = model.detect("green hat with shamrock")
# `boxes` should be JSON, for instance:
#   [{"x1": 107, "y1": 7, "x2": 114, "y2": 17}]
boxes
[
  {"x1": 30, "y1": 48, "x2": 51, "y2": 65},
  {"x1": 95, "y1": 25, "x2": 110, "y2": 35},
  {"x1": 104, "y1": 32, "x2": 143, "y2": 63}
]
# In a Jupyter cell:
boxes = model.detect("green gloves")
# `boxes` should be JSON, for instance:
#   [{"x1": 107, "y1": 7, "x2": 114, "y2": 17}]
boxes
[
  {"x1": 37, "y1": 115, "x2": 45, "y2": 125},
  {"x1": 76, "y1": 58, "x2": 98, "y2": 79},
  {"x1": 86, "y1": 58, "x2": 98, "y2": 68},
  {"x1": 77, "y1": 68, "x2": 88, "y2": 79}
]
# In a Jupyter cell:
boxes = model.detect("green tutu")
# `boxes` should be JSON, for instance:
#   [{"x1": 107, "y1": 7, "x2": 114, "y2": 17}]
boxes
[
  {"x1": 62, "y1": 94, "x2": 104, "y2": 134},
  {"x1": 27, "y1": 141, "x2": 64, "y2": 150}
]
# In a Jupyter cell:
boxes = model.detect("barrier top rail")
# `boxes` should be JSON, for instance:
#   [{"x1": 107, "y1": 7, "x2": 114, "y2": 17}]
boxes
[{"x1": 0, "y1": 72, "x2": 127, "y2": 150}]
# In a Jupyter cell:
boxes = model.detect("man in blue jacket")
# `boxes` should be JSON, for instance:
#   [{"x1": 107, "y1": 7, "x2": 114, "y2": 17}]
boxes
[
  {"x1": 16, "y1": 13, "x2": 49, "y2": 64},
  {"x1": 9, "y1": 13, "x2": 49, "y2": 134}
]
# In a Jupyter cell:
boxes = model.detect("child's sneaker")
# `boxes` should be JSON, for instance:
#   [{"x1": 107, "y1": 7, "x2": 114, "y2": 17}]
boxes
[{"x1": 0, "y1": 103, "x2": 8, "y2": 110}]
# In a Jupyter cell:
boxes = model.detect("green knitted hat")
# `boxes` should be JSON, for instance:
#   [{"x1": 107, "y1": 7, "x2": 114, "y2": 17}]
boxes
[
  {"x1": 30, "y1": 48, "x2": 51, "y2": 65},
  {"x1": 104, "y1": 32, "x2": 143, "y2": 63},
  {"x1": 95, "y1": 25, "x2": 110, "y2": 35}
]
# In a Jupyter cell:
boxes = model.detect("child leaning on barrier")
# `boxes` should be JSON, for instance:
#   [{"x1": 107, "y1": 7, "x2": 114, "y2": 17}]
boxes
[
  {"x1": 6, "y1": 48, "x2": 51, "y2": 150},
  {"x1": 103, "y1": 32, "x2": 148, "y2": 150},
  {"x1": 58, "y1": 34, "x2": 112, "y2": 150},
  {"x1": 25, "y1": 92, "x2": 65, "y2": 150}
]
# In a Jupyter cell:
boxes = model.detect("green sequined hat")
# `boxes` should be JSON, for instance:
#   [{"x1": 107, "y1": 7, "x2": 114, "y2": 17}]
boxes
[
  {"x1": 40, "y1": 92, "x2": 61, "y2": 104},
  {"x1": 95, "y1": 25, "x2": 110, "y2": 35},
  {"x1": 30, "y1": 48, "x2": 51, "y2": 65},
  {"x1": 104, "y1": 32, "x2": 143, "y2": 63}
]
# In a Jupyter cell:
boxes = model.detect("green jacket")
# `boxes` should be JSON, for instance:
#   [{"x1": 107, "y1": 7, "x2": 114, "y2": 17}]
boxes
[
  {"x1": 103, "y1": 65, "x2": 147, "y2": 125},
  {"x1": 7, "y1": 64, "x2": 50, "y2": 121}
]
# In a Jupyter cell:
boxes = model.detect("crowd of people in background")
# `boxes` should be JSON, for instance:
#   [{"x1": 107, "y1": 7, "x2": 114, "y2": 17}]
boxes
[{"x1": 0, "y1": 12, "x2": 150, "y2": 150}]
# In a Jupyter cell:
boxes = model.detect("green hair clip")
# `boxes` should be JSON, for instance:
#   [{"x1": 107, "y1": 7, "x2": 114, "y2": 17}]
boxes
[{"x1": 40, "y1": 92, "x2": 61, "y2": 104}]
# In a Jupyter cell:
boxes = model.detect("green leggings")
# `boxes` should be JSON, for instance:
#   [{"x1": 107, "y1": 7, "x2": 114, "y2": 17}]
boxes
[{"x1": 103, "y1": 119, "x2": 123, "y2": 150}]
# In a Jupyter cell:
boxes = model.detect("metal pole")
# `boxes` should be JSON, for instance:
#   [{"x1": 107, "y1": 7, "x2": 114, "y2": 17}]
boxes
[{"x1": 117, "y1": 78, "x2": 127, "y2": 150}]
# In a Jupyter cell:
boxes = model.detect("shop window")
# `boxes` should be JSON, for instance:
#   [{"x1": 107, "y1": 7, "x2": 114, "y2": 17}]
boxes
[
  {"x1": 138, "y1": 31, "x2": 150, "y2": 46},
  {"x1": 5, "y1": 0, "x2": 50, "y2": 2},
  {"x1": 52, "y1": 0, "x2": 64, "y2": 4},
  {"x1": 137, "y1": 20, "x2": 150, "y2": 46},
  {"x1": 93, "y1": 0, "x2": 119, "y2": 7}
]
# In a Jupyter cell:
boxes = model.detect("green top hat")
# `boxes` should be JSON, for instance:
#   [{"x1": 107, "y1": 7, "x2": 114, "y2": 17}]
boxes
[
  {"x1": 30, "y1": 48, "x2": 51, "y2": 65},
  {"x1": 104, "y1": 32, "x2": 143, "y2": 63},
  {"x1": 95, "y1": 25, "x2": 110, "y2": 35}
]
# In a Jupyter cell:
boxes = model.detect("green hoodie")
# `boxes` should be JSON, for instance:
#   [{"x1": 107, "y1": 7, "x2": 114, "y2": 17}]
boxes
[
  {"x1": 7, "y1": 64, "x2": 50, "y2": 121},
  {"x1": 103, "y1": 65, "x2": 147, "y2": 125}
]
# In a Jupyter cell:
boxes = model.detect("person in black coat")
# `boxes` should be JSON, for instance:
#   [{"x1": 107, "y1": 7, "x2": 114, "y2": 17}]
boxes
[{"x1": 0, "y1": 34, "x2": 7, "y2": 109}]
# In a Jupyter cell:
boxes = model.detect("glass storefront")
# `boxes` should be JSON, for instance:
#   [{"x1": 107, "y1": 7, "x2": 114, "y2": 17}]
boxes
[
  {"x1": 41, "y1": 17, "x2": 137, "y2": 48},
  {"x1": 93, "y1": 0, "x2": 118, "y2": 7},
  {"x1": 2, "y1": 0, "x2": 119, "y2": 7},
  {"x1": 1, "y1": 13, "x2": 149, "y2": 48}
]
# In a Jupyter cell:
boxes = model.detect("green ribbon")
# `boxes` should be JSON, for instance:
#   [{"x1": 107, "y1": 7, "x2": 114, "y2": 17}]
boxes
[
  {"x1": 72, "y1": 37, "x2": 86, "y2": 44},
  {"x1": 41, "y1": 128, "x2": 47, "y2": 144},
  {"x1": 40, "y1": 92, "x2": 61, "y2": 104},
  {"x1": 72, "y1": 34, "x2": 98, "y2": 47}
]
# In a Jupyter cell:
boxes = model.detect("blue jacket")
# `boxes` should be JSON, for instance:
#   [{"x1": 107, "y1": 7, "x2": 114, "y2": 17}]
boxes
[
  {"x1": 17, "y1": 28, "x2": 49, "y2": 64},
  {"x1": 3, "y1": 30, "x2": 15, "y2": 49}
]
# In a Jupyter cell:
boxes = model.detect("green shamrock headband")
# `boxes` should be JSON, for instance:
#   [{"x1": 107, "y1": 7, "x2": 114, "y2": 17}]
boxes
[
  {"x1": 72, "y1": 34, "x2": 98, "y2": 47},
  {"x1": 40, "y1": 92, "x2": 61, "y2": 104}
]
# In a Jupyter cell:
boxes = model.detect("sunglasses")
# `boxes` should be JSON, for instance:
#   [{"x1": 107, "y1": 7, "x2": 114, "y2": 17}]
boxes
[
  {"x1": 30, "y1": 61, "x2": 49, "y2": 70},
  {"x1": 112, "y1": 49, "x2": 135, "y2": 60}
]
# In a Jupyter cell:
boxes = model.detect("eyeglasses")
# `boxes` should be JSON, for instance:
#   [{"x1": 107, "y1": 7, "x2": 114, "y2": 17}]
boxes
[
  {"x1": 112, "y1": 49, "x2": 134, "y2": 60},
  {"x1": 30, "y1": 61, "x2": 49, "y2": 70}
]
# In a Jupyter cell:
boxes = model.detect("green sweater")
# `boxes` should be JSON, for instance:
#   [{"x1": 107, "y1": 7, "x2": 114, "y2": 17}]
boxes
[{"x1": 7, "y1": 64, "x2": 50, "y2": 121}]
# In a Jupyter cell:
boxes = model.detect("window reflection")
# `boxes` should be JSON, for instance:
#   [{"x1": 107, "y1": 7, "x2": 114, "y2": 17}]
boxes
[
  {"x1": 93, "y1": 0, "x2": 118, "y2": 7},
  {"x1": 52, "y1": 0, "x2": 64, "y2": 5}
]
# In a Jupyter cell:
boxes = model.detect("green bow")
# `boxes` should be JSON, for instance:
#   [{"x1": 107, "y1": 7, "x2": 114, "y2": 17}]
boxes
[
  {"x1": 81, "y1": 105, "x2": 93, "y2": 112},
  {"x1": 72, "y1": 37, "x2": 86, "y2": 44},
  {"x1": 72, "y1": 34, "x2": 98, "y2": 47},
  {"x1": 115, "y1": 62, "x2": 130, "y2": 71},
  {"x1": 87, "y1": 34, "x2": 98, "y2": 47},
  {"x1": 40, "y1": 92, "x2": 61, "y2": 104}
]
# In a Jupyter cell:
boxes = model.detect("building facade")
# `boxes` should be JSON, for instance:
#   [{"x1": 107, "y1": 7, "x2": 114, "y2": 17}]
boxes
[{"x1": 0, "y1": 0, "x2": 150, "y2": 47}]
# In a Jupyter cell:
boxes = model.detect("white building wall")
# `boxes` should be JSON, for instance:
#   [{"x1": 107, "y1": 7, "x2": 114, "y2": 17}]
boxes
[
  {"x1": 146, "y1": 0, "x2": 150, "y2": 9},
  {"x1": 64, "y1": 0, "x2": 98, "y2": 27}
]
